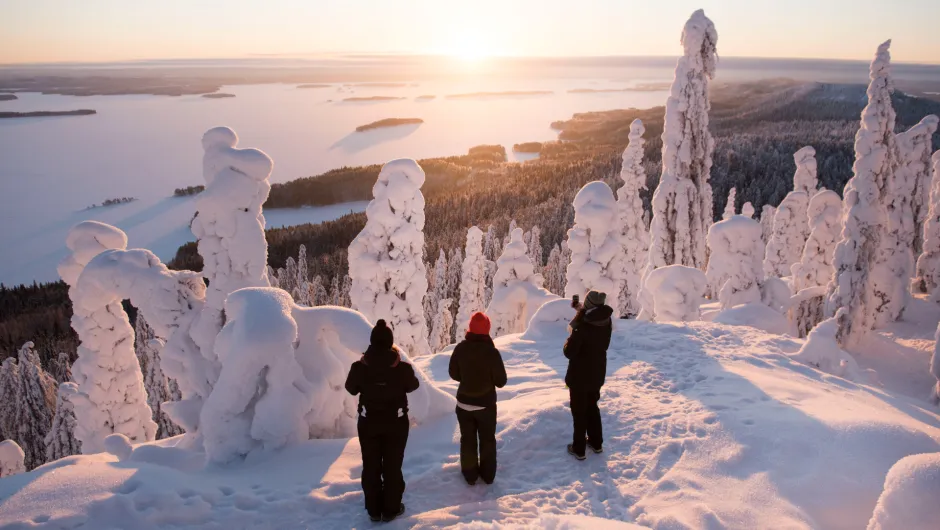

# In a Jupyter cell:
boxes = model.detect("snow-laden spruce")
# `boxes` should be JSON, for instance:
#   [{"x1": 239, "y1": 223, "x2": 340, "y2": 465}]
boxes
[
  {"x1": 722, "y1": 187, "x2": 737, "y2": 220},
  {"x1": 638, "y1": 265, "x2": 707, "y2": 322},
  {"x1": 827, "y1": 40, "x2": 906, "y2": 347},
  {"x1": 915, "y1": 151, "x2": 940, "y2": 296},
  {"x1": 791, "y1": 190, "x2": 843, "y2": 337},
  {"x1": 349, "y1": 159, "x2": 431, "y2": 357},
  {"x1": 764, "y1": 147, "x2": 816, "y2": 278},
  {"x1": 565, "y1": 181, "x2": 621, "y2": 311},
  {"x1": 615, "y1": 119, "x2": 650, "y2": 316},
  {"x1": 0, "y1": 440, "x2": 25, "y2": 478},
  {"x1": 898, "y1": 115, "x2": 939, "y2": 257},
  {"x1": 526, "y1": 225, "x2": 544, "y2": 273},
  {"x1": 760, "y1": 205, "x2": 777, "y2": 243},
  {"x1": 189, "y1": 126, "x2": 273, "y2": 394},
  {"x1": 58, "y1": 221, "x2": 158, "y2": 453},
  {"x1": 201, "y1": 287, "x2": 452, "y2": 463},
  {"x1": 706, "y1": 216, "x2": 765, "y2": 310},
  {"x1": 646, "y1": 9, "x2": 717, "y2": 273},
  {"x1": 429, "y1": 299, "x2": 454, "y2": 354},
  {"x1": 134, "y1": 315, "x2": 182, "y2": 439},
  {"x1": 13, "y1": 342, "x2": 56, "y2": 470},
  {"x1": 487, "y1": 228, "x2": 557, "y2": 337},
  {"x1": 867, "y1": 452, "x2": 940, "y2": 530},
  {"x1": 457, "y1": 227, "x2": 487, "y2": 334},
  {"x1": 45, "y1": 382, "x2": 82, "y2": 462},
  {"x1": 742, "y1": 201, "x2": 755, "y2": 219},
  {"x1": 544, "y1": 243, "x2": 570, "y2": 296}
]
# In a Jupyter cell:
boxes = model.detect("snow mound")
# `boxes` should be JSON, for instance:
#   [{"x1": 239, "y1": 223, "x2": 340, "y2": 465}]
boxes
[
  {"x1": 639, "y1": 264, "x2": 707, "y2": 322},
  {"x1": 0, "y1": 440, "x2": 25, "y2": 477},
  {"x1": 521, "y1": 298, "x2": 577, "y2": 340},
  {"x1": 868, "y1": 452, "x2": 940, "y2": 530},
  {"x1": 791, "y1": 316, "x2": 878, "y2": 383},
  {"x1": 103, "y1": 434, "x2": 133, "y2": 462},
  {"x1": 713, "y1": 302, "x2": 790, "y2": 335}
]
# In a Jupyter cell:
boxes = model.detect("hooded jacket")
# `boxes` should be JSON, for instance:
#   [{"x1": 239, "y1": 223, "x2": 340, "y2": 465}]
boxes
[
  {"x1": 563, "y1": 305, "x2": 613, "y2": 389},
  {"x1": 449, "y1": 333, "x2": 508, "y2": 408},
  {"x1": 345, "y1": 345, "x2": 420, "y2": 419}
]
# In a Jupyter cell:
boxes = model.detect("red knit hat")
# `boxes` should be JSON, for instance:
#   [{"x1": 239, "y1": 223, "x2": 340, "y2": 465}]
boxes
[{"x1": 468, "y1": 312, "x2": 491, "y2": 335}]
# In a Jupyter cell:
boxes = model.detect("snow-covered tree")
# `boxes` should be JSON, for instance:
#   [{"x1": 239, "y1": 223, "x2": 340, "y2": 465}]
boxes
[
  {"x1": 565, "y1": 181, "x2": 621, "y2": 311},
  {"x1": 503, "y1": 220, "x2": 518, "y2": 249},
  {"x1": 646, "y1": 9, "x2": 718, "y2": 273},
  {"x1": 293, "y1": 245, "x2": 312, "y2": 305},
  {"x1": 826, "y1": 40, "x2": 905, "y2": 347},
  {"x1": 45, "y1": 382, "x2": 82, "y2": 462},
  {"x1": 0, "y1": 440, "x2": 25, "y2": 477},
  {"x1": 914, "y1": 151, "x2": 940, "y2": 295},
  {"x1": 135, "y1": 315, "x2": 183, "y2": 439},
  {"x1": 616, "y1": 119, "x2": 650, "y2": 316},
  {"x1": 429, "y1": 299, "x2": 455, "y2": 353},
  {"x1": 310, "y1": 275, "x2": 328, "y2": 306},
  {"x1": 348, "y1": 158, "x2": 431, "y2": 357},
  {"x1": 763, "y1": 191, "x2": 810, "y2": 278},
  {"x1": 742, "y1": 202, "x2": 755, "y2": 219},
  {"x1": 898, "y1": 116, "x2": 939, "y2": 256},
  {"x1": 722, "y1": 187, "x2": 737, "y2": 220},
  {"x1": 527, "y1": 225, "x2": 544, "y2": 272},
  {"x1": 760, "y1": 205, "x2": 776, "y2": 244},
  {"x1": 487, "y1": 228, "x2": 556, "y2": 337},
  {"x1": 457, "y1": 226, "x2": 487, "y2": 334},
  {"x1": 793, "y1": 146, "x2": 819, "y2": 195},
  {"x1": 638, "y1": 265, "x2": 708, "y2": 322},
  {"x1": 706, "y1": 216, "x2": 765, "y2": 310},
  {"x1": 483, "y1": 225, "x2": 502, "y2": 263},
  {"x1": 189, "y1": 126, "x2": 273, "y2": 395},
  {"x1": 16, "y1": 342, "x2": 56, "y2": 469},
  {"x1": 50, "y1": 352, "x2": 72, "y2": 384},
  {"x1": 791, "y1": 190, "x2": 842, "y2": 337},
  {"x1": 544, "y1": 243, "x2": 569, "y2": 296}
]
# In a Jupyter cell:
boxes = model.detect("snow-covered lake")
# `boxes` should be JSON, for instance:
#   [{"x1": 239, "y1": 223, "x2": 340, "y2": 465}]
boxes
[{"x1": 0, "y1": 78, "x2": 671, "y2": 285}]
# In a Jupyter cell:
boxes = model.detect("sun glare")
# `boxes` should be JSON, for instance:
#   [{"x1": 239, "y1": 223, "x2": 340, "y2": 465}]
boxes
[{"x1": 450, "y1": 32, "x2": 491, "y2": 62}]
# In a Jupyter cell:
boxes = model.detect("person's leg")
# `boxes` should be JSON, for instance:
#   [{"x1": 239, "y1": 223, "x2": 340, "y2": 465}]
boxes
[
  {"x1": 569, "y1": 388, "x2": 587, "y2": 456},
  {"x1": 381, "y1": 417, "x2": 410, "y2": 518},
  {"x1": 358, "y1": 420, "x2": 384, "y2": 518},
  {"x1": 456, "y1": 406, "x2": 480, "y2": 483},
  {"x1": 477, "y1": 406, "x2": 498, "y2": 484},
  {"x1": 586, "y1": 388, "x2": 604, "y2": 451}
]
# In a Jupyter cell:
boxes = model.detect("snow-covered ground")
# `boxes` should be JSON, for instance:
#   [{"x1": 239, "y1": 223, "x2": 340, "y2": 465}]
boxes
[
  {"x1": 0, "y1": 198, "x2": 367, "y2": 285},
  {"x1": 3, "y1": 309, "x2": 939, "y2": 529}
]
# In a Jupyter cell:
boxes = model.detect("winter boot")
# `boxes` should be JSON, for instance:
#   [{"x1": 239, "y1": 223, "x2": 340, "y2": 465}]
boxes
[
  {"x1": 567, "y1": 444, "x2": 586, "y2": 461},
  {"x1": 588, "y1": 442, "x2": 603, "y2": 454},
  {"x1": 383, "y1": 503, "x2": 405, "y2": 522}
]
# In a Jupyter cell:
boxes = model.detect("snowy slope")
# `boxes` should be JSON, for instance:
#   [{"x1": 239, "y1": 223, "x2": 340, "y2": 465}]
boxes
[{"x1": 2, "y1": 317, "x2": 940, "y2": 529}]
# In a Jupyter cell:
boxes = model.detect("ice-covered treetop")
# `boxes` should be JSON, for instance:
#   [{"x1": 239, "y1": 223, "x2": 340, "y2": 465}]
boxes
[
  {"x1": 494, "y1": 228, "x2": 535, "y2": 285},
  {"x1": 628, "y1": 119, "x2": 645, "y2": 146},
  {"x1": 58, "y1": 220, "x2": 128, "y2": 285},
  {"x1": 793, "y1": 146, "x2": 818, "y2": 195},
  {"x1": 366, "y1": 158, "x2": 427, "y2": 230},
  {"x1": 870, "y1": 40, "x2": 892, "y2": 86},
  {"x1": 680, "y1": 9, "x2": 718, "y2": 78},
  {"x1": 466, "y1": 225, "x2": 483, "y2": 245},
  {"x1": 573, "y1": 181, "x2": 617, "y2": 231},
  {"x1": 221, "y1": 287, "x2": 298, "y2": 349},
  {"x1": 707, "y1": 215, "x2": 762, "y2": 244},
  {"x1": 808, "y1": 189, "x2": 842, "y2": 227},
  {"x1": 202, "y1": 126, "x2": 274, "y2": 186}
]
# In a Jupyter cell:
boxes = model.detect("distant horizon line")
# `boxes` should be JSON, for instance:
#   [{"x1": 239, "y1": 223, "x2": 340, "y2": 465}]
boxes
[{"x1": 3, "y1": 52, "x2": 940, "y2": 69}]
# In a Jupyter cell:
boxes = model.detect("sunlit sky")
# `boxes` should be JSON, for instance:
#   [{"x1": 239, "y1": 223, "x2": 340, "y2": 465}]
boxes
[{"x1": 2, "y1": 0, "x2": 939, "y2": 65}]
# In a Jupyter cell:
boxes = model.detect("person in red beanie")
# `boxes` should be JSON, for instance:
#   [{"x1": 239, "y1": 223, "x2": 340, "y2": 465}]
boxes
[{"x1": 448, "y1": 312, "x2": 507, "y2": 485}]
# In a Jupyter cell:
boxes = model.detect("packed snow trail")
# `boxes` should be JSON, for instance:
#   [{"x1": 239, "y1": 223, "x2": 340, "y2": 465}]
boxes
[{"x1": 2, "y1": 318, "x2": 940, "y2": 529}]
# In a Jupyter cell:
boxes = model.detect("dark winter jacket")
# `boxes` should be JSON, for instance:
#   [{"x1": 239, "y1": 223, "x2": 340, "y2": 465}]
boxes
[
  {"x1": 449, "y1": 333, "x2": 508, "y2": 408},
  {"x1": 563, "y1": 305, "x2": 613, "y2": 389},
  {"x1": 345, "y1": 346, "x2": 420, "y2": 420}
]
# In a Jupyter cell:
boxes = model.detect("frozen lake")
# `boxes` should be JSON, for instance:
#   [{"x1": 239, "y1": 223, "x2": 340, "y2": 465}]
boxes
[{"x1": 0, "y1": 77, "x2": 671, "y2": 285}]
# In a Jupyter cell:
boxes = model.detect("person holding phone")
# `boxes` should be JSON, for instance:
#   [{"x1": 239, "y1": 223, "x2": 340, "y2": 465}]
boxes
[{"x1": 563, "y1": 291, "x2": 613, "y2": 460}]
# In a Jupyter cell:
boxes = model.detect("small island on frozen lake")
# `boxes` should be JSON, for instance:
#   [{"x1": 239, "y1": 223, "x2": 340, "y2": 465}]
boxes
[
  {"x1": 342, "y1": 96, "x2": 406, "y2": 102},
  {"x1": 512, "y1": 141, "x2": 543, "y2": 153},
  {"x1": 201, "y1": 93, "x2": 235, "y2": 99},
  {"x1": 297, "y1": 84, "x2": 331, "y2": 89},
  {"x1": 0, "y1": 109, "x2": 96, "y2": 119},
  {"x1": 355, "y1": 118, "x2": 424, "y2": 132},
  {"x1": 446, "y1": 90, "x2": 553, "y2": 99},
  {"x1": 0, "y1": 94, "x2": 16, "y2": 101}
]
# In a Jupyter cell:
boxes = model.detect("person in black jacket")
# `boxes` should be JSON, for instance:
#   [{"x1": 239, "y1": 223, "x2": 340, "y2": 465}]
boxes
[
  {"x1": 563, "y1": 291, "x2": 613, "y2": 460},
  {"x1": 345, "y1": 320, "x2": 420, "y2": 522},
  {"x1": 448, "y1": 312, "x2": 507, "y2": 485}
]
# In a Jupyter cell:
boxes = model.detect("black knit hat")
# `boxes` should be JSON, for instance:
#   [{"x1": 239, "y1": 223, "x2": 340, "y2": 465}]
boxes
[{"x1": 370, "y1": 319, "x2": 394, "y2": 350}]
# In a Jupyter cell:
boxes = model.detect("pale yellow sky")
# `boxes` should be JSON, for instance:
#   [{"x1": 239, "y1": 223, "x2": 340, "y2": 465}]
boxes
[{"x1": 2, "y1": 0, "x2": 939, "y2": 65}]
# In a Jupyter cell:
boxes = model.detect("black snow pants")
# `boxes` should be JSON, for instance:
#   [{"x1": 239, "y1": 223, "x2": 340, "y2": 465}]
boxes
[
  {"x1": 569, "y1": 387, "x2": 603, "y2": 457},
  {"x1": 358, "y1": 414, "x2": 410, "y2": 518},
  {"x1": 455, "y1": 405, "x2": 498, "y2": 483}
]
